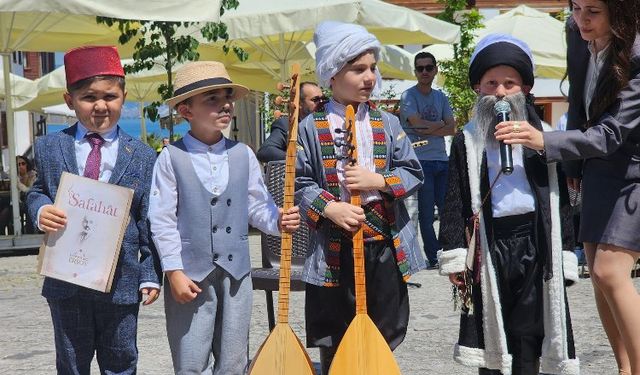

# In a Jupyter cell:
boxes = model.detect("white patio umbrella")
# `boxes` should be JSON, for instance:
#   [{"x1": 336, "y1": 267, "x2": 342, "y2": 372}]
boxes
[
  {"x1": 478, "y1": 5, "x2": 566, "y2": 79},
  {"x1": 0, "y1": 73, "x2": 36, "y2": 108},
  {"x1": 0, "y1": 1, "x2": 225, "y2": 235},
  {"x1": 194, "y1": 0, "x2": 460, "y2": 82},
  {"x1": 420, "y1": 5, "x2": 567, "y2": 80}
]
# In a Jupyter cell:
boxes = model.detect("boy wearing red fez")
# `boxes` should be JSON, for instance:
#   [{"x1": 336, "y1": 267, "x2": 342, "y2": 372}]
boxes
[{"x1": 26, "y1": 45, "x2": 162, "y2": 374}]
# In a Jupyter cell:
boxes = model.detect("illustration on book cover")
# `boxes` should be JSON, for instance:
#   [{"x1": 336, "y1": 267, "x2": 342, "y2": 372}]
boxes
[{"x1": 39, "y1": 173, "x2": 133, "y2": 292}]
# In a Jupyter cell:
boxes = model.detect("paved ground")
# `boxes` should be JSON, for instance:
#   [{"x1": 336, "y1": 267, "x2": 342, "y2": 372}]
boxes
[{"x1": 0, "y1": 231, "x2": 635, "y2": 374}]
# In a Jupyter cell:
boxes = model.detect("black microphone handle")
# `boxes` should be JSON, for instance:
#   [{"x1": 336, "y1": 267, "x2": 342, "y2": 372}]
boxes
[
  {"x1": 500, "y1": 143, "x2": 513, "y2": 175},
  {"x1": 496, "y1": 111, "x2": 514, "y2": 175}
]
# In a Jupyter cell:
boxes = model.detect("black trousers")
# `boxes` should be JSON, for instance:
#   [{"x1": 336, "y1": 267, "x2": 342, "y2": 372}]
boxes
[
  {"x1": 305, "y1": 239, "x2": 409, "y2": 350},
  {"x1": 480, "y1": 212, "x2": 544, "y2": 375}
]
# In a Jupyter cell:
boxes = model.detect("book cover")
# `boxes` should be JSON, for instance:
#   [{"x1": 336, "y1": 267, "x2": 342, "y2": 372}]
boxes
[{"x1": 38, "y1": 172, "x2": 133, "y2": 292}]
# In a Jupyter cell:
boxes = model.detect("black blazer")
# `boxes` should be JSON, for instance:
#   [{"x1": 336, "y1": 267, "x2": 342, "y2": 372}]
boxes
[
  {"x1": 545, "y1": 23, "x2": 640, "y2": 181},
  {"x1": 257, "y1": 117, "x2": 288, "y2": 163}
]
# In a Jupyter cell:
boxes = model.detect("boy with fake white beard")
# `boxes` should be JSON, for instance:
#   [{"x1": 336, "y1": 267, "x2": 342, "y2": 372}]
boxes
[{"x1": 437, "y1": 34, "x2": 580, "y2": 375}]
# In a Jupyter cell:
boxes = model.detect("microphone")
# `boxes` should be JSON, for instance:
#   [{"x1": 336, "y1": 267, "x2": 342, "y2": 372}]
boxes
[{"x1": 494, "y1": 100, "x2": 513, "y2": 175}]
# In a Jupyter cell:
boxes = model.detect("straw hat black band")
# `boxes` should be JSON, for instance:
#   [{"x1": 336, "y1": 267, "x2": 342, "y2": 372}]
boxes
[
  {"x1": 173, "y1": 77, "x2": 233, "y2": 96},
  {"x1": 166, "y1": 61, "x2": 249, "y2": 108}
]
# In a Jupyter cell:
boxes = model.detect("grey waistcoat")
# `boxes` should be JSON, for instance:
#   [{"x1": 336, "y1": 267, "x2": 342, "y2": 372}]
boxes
[{"x1": 168, "y1": 138, "x2": 250, "y2": 281}]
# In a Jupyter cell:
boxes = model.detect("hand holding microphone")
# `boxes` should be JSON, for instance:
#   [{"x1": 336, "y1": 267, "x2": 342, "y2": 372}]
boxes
[{"x1": 494, "y1": 100, "x2": 513, "y2": 175}]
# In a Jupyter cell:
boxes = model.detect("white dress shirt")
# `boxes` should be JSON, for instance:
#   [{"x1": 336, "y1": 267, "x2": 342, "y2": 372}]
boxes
[
  {"x1": 74, "y1": 122, "x2": 119, "y2": 182},
  {"x1": 37, "y1": 122, "x2": 119, "y2": 222},
  {"x1": 326, "y1": 99, "x2": 382, "y2": 204},
  {"x1": 584, "y1": 42, "x2": 610, "y2": 120},
  {"x1": 486, "y1": 143, "x2": 536, "y2": 218},
  {"x1": 149, "y1": 132, "x2": 281, "y2": 272}
]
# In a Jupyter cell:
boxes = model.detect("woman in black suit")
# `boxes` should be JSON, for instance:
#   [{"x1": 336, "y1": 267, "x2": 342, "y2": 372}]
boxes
[{"x1": 495, "y1": 1, "x2": 640, "y2": 374}]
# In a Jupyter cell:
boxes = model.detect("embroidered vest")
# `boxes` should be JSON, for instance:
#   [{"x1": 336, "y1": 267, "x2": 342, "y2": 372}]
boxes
[{"x1": 312, "y1": 103, "x2": 410, "y2": 286}]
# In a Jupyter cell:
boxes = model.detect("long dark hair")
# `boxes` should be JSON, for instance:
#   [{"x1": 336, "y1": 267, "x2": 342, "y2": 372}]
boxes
[{"x1": 585, "y1": 1, "x2": 638, "y2": 126}]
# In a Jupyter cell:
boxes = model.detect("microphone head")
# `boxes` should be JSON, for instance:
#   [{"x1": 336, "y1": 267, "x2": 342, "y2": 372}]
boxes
[{"x1": 494, "y1": 100, "x2": 511, "y2": 114}]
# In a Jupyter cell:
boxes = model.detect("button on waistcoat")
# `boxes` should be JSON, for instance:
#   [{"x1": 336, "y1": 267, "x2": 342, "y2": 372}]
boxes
[{"x1": 167, "y1": 139, "x2": 250, "y2": 281}]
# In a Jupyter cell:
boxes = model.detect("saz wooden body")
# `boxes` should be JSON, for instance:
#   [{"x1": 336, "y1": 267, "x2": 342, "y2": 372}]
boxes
[
  {"x1": 329, "y1": 105, "x2": 402, "y2": 375},
  {"x1": 249, "y1": 64, "x2": 316, "y2": 375}
]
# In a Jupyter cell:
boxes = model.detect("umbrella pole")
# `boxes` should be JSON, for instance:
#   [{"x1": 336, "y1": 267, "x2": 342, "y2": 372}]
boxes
[
  {"x1": 2, "y1": 53, "x2": 23, "y2": 236},
  {"x1": 139, "y1": 102, "x2": 147, "y2": 144}
]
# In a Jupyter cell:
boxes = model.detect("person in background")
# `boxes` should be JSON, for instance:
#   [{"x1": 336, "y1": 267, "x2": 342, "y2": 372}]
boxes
[
  {"x1": 16, "y1": 155, "x2": 36, "y2": 193},
  {"x1": 257, "y1": 82, "x2": 323, "y2": 163},
  {"x1": 399, "y1": 51, "x2": 456, "y2": 269}
]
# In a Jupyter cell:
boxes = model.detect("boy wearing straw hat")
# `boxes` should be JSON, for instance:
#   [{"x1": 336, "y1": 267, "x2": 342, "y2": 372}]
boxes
[
  {"x1": 148, "y1": 61, "x2": 300, "y2": 375},
  {"x1": 294, "y1": 21, "x2": 425, "y2": 373},
  {"x1": 26, "y1": 45, "x2": 161, "y2": 374}
]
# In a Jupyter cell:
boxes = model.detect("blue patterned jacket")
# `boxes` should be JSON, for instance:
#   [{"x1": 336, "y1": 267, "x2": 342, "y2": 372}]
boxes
[{"x1": 27, "y1": 124, "x2": 161, "y2": 305}]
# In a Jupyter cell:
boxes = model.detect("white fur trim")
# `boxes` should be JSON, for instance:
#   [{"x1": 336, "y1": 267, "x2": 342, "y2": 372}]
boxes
[
  {"x1": 541, "y1": 162, "x2": 576, "y2": 374},
  {"x1": 540, "y1": 357, "x2": 581, "y2": 375},
  {"x1": 456, "y1": 127, "x2": 577, "y2": 375},
  {"x1": 438, "y1": 248, "x2": 467, "y2": 275},
  {"x1": 454, "y1": 344, "x2": 513, "y2": 375},
  {"x1": 562, "y1": 251, "x2": 579, "y2": 286},
  {"x1": 463, "y1": 127, "x2": 511, "y2": 371}
]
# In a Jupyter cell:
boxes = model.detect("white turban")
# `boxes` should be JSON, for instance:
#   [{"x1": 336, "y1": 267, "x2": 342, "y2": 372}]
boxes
[{"x1": 314, "y1": 21, "x2": 382, "y2": 95}]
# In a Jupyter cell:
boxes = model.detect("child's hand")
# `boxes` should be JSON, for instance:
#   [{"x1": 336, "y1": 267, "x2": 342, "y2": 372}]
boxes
[
  {"x1": 323, "y1": 201, "x2": 365, "y2": 232},
  {"x1": 39, "y1": 205, "x2": 67, "y2": 233},
  {"x1": 166, "y1": 270, "x2": 202, "y2": 304},
  {"x1": 449, "y1": 272, "x2": 465, "y2": 287},
  {"x1": 344, "y1": 164, "x2": 385, "y2": 192},
  {"x1": 141, "y1": 287, "x2": 160, "y2": 306},
  {"x1": 279, "y1": 206, "x2": 300, "y2": 233}
]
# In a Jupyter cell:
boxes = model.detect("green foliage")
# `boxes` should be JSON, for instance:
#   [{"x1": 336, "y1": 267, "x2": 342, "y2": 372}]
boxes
[
  {"x1": 554, "y1": 9, "x2": 571, "y2": 22},
  {"x1": 96, "y1": 0, "x2": 247, "y2": 140},
  {"x1": 146, "y1": 132, "x2": 182, "y2": 152},
  {"x1": 436, "y1": 0, "x2": 484, "y2": 126},
  {"x1": 374, "y1": 83, "x2": 400, "y2": 114}
]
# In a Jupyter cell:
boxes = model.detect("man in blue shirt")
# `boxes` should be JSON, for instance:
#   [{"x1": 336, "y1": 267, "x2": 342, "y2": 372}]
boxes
[{"x1": 400, "y1": 51, "x2": 456, "y2": 268}]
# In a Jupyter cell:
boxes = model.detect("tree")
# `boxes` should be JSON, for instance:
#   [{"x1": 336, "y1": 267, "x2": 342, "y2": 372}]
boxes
[
  {"x1": 436, "y1": 0, "x2": 484, "y2": 126},
  {"x1": 97, "y1": 0, "x2": 248, "y2": 141}
]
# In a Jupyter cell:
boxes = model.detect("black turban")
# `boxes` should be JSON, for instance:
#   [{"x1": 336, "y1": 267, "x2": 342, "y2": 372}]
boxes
[{"x1": 469, "y1": 39, "x2": 535, "y2": 89}]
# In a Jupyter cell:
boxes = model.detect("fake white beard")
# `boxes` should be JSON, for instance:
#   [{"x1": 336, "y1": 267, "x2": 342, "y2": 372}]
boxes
[{"x1": 470, "y1": 92, "x2": 528, "y2": 154}]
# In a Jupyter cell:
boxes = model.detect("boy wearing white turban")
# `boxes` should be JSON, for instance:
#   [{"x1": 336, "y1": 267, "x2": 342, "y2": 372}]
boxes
[{"x1": 295, "y1": 21, "x2": 426, "y2": 373}]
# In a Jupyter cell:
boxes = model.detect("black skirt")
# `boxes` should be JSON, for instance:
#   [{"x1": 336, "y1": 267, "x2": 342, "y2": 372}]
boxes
[
  {"x1": 579, "y1": 157, "x2": 640, "y2": 251},
  {"x1": 305, "y1": 239, "x2": 409, "y2": 350}
]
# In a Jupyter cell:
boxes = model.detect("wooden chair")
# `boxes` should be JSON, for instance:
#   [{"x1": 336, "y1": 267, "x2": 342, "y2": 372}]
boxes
[{"x1": 251, "y1": 161, "x2": 309, "y2": 331}]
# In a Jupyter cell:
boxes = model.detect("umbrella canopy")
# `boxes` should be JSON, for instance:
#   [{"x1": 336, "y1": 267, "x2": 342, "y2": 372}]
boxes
[
  {"x1": 0, "y1": 73, "x2": 36, "y2": 108},
  {"x1": 478, "y1": 5, "x2": 566, "y2": 79},
  {"x1": 21, "y1": 43, "x2": 416, "y2": 111},
  {"x1": 194, "y1": 0, "x2": 460, "y2": 81},
  {"x1": 18, "y1": 59, "x2": 170, "y2": 111},
  {"x1": 0, "y1": 1, "x2": 224, "y2": 236},
  {"x1": 420, "y1": 5, "x2": 566, "y2": 80}
]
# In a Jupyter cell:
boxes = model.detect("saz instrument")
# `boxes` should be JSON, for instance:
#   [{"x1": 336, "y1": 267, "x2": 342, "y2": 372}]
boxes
[
  {"x1": 328, "y1": 105, "x2": 402, "y2": 375},
  {"x1": 248, "y1": 64, "x2": 316, "y2": 375}
]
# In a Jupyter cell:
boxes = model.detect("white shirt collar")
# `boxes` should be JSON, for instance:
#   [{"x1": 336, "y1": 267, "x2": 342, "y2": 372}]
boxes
[
  {"x1": 76, "y1": 122, "x2": 119, "y2": 143},
  {"x1": 587, "y1": 41, "x2": 610, "y2": 63},
  {"x1": 328, "y1": 98, "x2": 368, "y2": 117},
  {"x1": 183, "y1": 131, "x2": 226, "y2": 152}
]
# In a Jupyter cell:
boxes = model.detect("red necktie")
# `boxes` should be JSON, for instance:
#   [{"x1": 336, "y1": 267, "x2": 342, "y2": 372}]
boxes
[{"x1": 83, "y1": 133, "x2": 105, "y2": 180}]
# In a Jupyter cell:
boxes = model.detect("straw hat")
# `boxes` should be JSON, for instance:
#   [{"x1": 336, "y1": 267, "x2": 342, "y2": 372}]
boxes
[{"x1": 166, "y1": 61, "x2": 249, "y2": 108}]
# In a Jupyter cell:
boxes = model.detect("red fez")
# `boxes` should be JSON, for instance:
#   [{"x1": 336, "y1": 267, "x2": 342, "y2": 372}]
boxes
[{"x1": 64, "y1": 46, "x2": 124, "y2": 86}]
